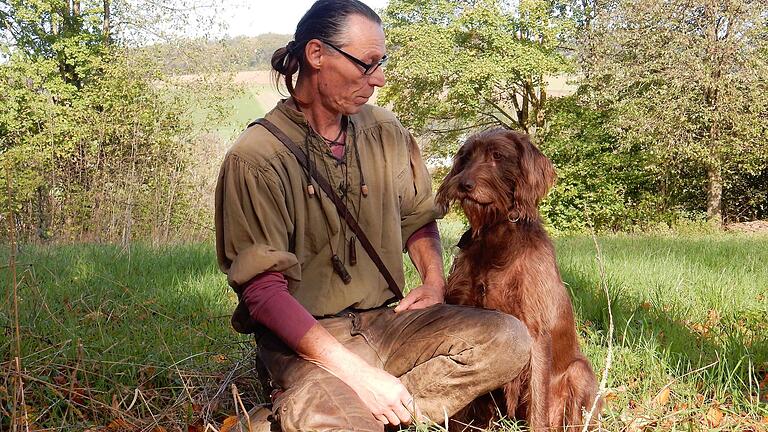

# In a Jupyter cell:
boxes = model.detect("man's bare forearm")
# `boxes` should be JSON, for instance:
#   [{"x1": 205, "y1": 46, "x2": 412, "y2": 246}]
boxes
[
  {"x1": 295, "y1": 323, "x2": 414, "y2": 425},
  {"x1": 407, "y1": 235, "x2": 446, "y2": 289}
]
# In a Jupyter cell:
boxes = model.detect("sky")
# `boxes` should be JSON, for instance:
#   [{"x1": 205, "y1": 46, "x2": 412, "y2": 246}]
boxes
[{"x1": 218, "y1": 0, "x2": 391, "y2": 37}]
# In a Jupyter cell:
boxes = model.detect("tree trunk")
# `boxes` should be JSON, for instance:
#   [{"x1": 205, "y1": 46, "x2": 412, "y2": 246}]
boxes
[
  {"x1": 521, "y1": 81, "x2": 530, "y2": 133},
  {"x1": 706, "y1": 163, "x2": 723, "y2": 224},
  {"x1": 103, "y1": 0, "x2": 110, "y2": 45},
  {"x1": 536, "y1": 83, "x2": 547, "y2": 128},
  {"x1": 704, "y1": 0, "x2": 723, "y2": 226}
]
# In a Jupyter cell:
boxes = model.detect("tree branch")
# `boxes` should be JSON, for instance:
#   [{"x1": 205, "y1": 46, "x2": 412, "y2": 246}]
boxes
[{"x1": 481, "y1": 95, "x2": 518, "y2": 128}]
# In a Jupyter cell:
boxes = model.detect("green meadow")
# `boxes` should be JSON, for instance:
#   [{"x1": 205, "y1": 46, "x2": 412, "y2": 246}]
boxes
[{"x1": 2, "y1": 222, "x2": 767, "y2": 430}]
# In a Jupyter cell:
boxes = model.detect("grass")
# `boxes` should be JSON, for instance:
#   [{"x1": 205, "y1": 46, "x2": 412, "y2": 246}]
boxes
[
  {"x1": 214, "y1": 85, "x2": 269, "y2": 140},
  {"x1": 187, "y1": 82, "x2": 272, "y2": 144},
  {"x1": 554, "y1": 233, "x2": 768, "y2": 431},
  {"x1": 1, "y1": 243, "x2": 255, "y2": 430},
  {"x1": 2, "y1": 224, "x2": 768, "y2": 430}
]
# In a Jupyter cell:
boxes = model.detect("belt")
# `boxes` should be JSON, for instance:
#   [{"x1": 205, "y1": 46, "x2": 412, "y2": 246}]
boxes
[{"x1": 312, "y1": 298, "x2": 396, "y2": 320}]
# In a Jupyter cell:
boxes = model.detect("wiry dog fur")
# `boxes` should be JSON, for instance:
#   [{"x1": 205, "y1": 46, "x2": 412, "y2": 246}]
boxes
[{"x1": 436, "y1": 128, "x2": 600, "y2": 431}]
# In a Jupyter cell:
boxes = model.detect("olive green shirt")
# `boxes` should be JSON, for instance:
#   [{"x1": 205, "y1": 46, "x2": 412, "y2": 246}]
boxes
[{"x1": 215, "y1": 100, "x2": 439, "y2": 324}]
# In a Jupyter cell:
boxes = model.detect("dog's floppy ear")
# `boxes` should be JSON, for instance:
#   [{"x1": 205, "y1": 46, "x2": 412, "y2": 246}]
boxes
[
  {"x1": 507, "y1": 131, "x2": 555, "y2": 221},
  {"x1": 435, "y1": 143, "x2": 467, "y2": 215}
]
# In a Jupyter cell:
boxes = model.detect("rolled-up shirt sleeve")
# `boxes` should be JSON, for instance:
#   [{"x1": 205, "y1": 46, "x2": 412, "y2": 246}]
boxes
[
  {"x1": 398, "y1": 129, "x2": 441, "y2": 249},
  {"x1": 215, "y1": 153, "x2": 300, "y2": 289}
]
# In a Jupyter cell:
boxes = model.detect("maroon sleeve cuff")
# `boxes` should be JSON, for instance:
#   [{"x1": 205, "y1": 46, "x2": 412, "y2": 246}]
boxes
[
  {"x1": 405, "y1": 220, "x2": 441, "y2": 249},
  {"x1": 241, "y1": 271, "x2": 316, "y2": 351}
]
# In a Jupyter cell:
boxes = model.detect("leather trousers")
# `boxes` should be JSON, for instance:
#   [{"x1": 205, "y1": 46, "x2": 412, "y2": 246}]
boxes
[{"x1": 256, "y1": 303, "x2": 532, "y2": 431}]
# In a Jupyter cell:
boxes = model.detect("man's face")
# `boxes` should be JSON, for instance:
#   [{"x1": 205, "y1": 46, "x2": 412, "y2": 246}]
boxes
[{"x1": 317, "y1": 15, "x2": 386, "y2": 115}]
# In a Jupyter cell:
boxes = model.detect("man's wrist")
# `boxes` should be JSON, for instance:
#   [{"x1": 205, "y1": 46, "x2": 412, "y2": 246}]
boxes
[
  {"x1": 422, "y1": 275, "x2": 446, "y2": 294},
  {"x1": 297, "y1": 324, "x2": 370, "y2": 380},
  {"x1": 422, "y1": 264, "x2": 446, "y2": 287}
]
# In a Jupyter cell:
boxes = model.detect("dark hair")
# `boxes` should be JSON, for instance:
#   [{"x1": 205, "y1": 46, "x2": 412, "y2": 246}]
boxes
[{"x1": 271, "y1": 0, "x2": 382, "y2": 96}]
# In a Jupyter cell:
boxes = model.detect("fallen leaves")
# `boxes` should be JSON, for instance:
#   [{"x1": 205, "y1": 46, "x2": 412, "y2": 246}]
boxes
[
  {"x1": 211, "y1": 354, "x2": 228, "y2": 364},
  {"x1": 218, "y1": 416, "x2": 240, "y2": 432},
  {"x1": 620, "y1": 412, "x2": 656, "y2": 431},
  {"x1": 105, "y1": 419, "x2": 133, "y2": 431},
  {"x1": 611, "y1": 381, "x2": 768, "y2": 432},
  {"x1": 706, "y1": 404, "x2": 724, "y2": 427},
  {"x1": 96, "y1": 419, "x2": 171, "y2": 432},
  {"x1": 52, "y1": 373, "x2": 87, "y2": 406},
  {"x1": 652, "y1": 385, "x2": 671, "y2": 407}
]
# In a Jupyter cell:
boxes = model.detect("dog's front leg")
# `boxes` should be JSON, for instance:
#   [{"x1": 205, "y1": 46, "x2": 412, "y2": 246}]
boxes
[{"x1": 527, "y1": 335, "x2": 553, "y2": 431}]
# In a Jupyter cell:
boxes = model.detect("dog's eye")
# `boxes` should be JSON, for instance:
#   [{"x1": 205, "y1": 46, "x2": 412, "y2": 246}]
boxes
[{"x1": 492, "y1": 151, "x2": 503, "y2": 161}]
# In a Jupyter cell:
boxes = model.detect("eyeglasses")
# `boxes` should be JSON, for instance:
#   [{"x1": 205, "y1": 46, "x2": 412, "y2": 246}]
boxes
[{"x1": 322, "y1": 41, "x2": 388, "y2": 75}]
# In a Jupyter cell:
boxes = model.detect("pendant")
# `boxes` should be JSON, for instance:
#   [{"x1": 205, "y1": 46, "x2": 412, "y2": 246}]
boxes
[
  {"x1": 349, "y1": 236, "x2": 357, "y2": 266},
  {"x1": 331, "y1": 254, "x2": 352, "y2": 284}
]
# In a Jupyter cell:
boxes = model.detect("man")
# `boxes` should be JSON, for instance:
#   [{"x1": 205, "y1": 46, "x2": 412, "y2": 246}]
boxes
[{"x1": 215, "y1": 1, "x2": 531, "y2": 430}]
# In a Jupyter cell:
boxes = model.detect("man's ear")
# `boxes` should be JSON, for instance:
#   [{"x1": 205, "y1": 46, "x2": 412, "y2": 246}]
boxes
[{"x1": 304, "y1": 39, "x2": 324, "y2": 70}]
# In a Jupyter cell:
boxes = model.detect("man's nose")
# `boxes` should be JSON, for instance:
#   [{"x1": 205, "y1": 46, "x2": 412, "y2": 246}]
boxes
[{"x1": 368, "y1": 66, "x2": 386, "y2": 87}]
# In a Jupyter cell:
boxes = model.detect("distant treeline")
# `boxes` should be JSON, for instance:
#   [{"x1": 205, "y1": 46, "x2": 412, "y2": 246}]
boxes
[{"x1": 145, "y1": 33, "x2": 292, "y2": 75}]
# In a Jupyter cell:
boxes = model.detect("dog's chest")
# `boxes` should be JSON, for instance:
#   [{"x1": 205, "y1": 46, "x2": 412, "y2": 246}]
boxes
[{"x1": 469, "y1": 266, "x2": 524, "y2": 316}]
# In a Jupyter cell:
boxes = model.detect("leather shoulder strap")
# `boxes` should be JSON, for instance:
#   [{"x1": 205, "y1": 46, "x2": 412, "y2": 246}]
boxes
[{"x1": 249, "y1": 118, "x2": 404, "y2": 300}]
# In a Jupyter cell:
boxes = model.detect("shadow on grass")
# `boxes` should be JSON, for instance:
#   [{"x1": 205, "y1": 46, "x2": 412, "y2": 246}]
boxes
[{"x1": 556, "y1": 234, "x2": 768, "y2": 409}]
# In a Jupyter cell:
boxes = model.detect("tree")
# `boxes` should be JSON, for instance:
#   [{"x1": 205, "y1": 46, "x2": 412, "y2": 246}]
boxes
[
  {"x1": 380, "y1": 0, "x2": 575, "y2": 160},
  {"x1": 585, "y1": 0, "x2": 768, "y2": 224},
  {"x1": 538, "y1": 94, "x2": 657, "y2": 232},
  {"x1": 1, "y1": 0, "x2": 234, "y2": 243}
]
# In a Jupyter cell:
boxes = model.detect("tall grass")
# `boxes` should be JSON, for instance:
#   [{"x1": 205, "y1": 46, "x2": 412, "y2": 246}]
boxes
[
  {"x1": 1, "y1": 243, "x2": 255, "y2": 430},
  {"x1": 2, "y1": 225, "x2": 767, "y2": 430},
  {"x1": 555, "y1": 233, "x2": 768, "y2": 430}
]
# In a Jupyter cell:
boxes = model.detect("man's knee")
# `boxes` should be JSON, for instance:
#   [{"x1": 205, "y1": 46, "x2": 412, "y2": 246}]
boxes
[
  {"x1": 481, "y1": 312, "x2": 532, "y2": 380},
  {"x1": 273, "y1": 377, "x2": 382, "y2": 432}
]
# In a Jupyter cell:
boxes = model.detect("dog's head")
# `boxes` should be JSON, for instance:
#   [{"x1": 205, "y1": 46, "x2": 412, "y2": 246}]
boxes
[{"x1": 435, "y1": 128, "x2": 555, "y2": 230}]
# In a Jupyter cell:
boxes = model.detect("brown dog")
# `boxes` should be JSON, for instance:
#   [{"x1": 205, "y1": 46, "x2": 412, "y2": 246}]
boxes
[{"x1": 436, "y1": 128, "x2": 600, "y2": 431}]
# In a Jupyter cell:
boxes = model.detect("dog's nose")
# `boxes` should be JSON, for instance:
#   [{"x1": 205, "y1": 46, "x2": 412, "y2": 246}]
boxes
[{"x1": 459, "y1": 179, "x2": 475, "y2": 192}]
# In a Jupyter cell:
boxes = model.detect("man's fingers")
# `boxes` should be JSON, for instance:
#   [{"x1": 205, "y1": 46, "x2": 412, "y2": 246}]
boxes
[
  {"x1": 394, "y1": 294, "x2": 416, "y2": 312},
  {"x1": 383, "y1": 410, "x2": 400, "y2": 426},
  {"x1": 400, "y1": 395, "x2": 418, "y2": 423},
  {"x1": 375, "y1": 413, "x2": 389, "y2": 425},
  {"x1": 400, "y1": 297, "x2": 438, "y2": 312}
]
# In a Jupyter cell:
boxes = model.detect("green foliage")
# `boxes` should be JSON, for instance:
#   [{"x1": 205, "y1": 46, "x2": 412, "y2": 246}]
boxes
[
  {"x1": 538, "y1": 94, "x2": 722, "y2": 232},
  {"x1": 1, "y1": 0, "x2": 236, "y2": 243},
  {"x1": 584, "y1": 0, "x2": 768, "y2": 224},
  {"x1": 380, "y1": 0, "x2": 574, "y2": 162},
  {"x1": 1, "y1": 46, "x2": 210, "y2": 242},
  {"x1": 538, "y1": 95, "x2": 646, "y2": 232},
  {"x1": 382, "y1": 0, "x2": 768, "y2": 231}
]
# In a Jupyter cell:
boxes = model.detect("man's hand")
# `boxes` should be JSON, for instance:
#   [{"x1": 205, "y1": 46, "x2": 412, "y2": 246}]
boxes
[
  {"x1": 297, "y1": 324, "x2": 420, "y2": 426},
  {"x1": 395, "y1": 281, "x2": 444, "y2": 312},
  {"x1": 342, "y1": 361, "x2": 420, "y2": 425}
]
